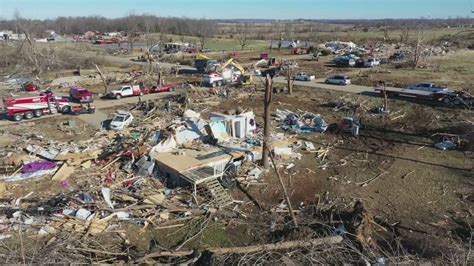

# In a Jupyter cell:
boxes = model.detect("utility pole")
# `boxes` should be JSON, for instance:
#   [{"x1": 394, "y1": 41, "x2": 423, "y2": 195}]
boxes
[{"x1": 262, "y1": 74, "x2": 273, "y2": 170}]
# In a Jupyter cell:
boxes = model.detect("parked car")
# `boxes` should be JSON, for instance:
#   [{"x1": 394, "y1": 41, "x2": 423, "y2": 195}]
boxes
[
  {"x1": 149, "y1": 84, "x2": 178, "y2": 93},
  {"x1": 294, "y1": 72, "x2": 315, "y2": 81},
  {"x1": 109, "y1": 111, "x2": 134, "y2": 130},
  {"x1": 364, "y1": 58, "x2": 380, "y2": 67},
  {"x1": 325, "y1": 75, "x2": 351, "y2": 85},
  {"x1": 69, "y1": 87, "x2": 93, "y2": 103},
  {"x1": 335, "y1": 56, "x2": 356, "y2": 67},
  {"x1": 407, "y1": 83, "x2": 448, "y2": 93}
]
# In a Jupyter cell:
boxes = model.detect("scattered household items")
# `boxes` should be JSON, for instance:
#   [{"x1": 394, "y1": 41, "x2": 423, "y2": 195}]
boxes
[
  {"x1": 433, "y1": 133, "x2": 469, "y2": 151},
  {"x1": 329, "y1": 117, "x2": 362, "y2": 137},
  {"x1": 275, "y1": 109, "x2": 328, "y2": 133}
]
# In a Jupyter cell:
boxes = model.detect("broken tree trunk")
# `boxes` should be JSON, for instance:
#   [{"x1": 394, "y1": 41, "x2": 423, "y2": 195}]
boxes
[
  {"x1": 262, "y1": 74, "x2": 273, "y2": 170},
  {"x1": 157, "y1": 64, "x2": 162, "y2": 86},
  {"x1": 287, "y1": 66, "x2": 294, "y2": 95},
  {"x1": 95, "y1": 64, "x2": 108, "y2": 94},
  {"x1": 382, "y1": 82, "x2": 388, "y2": 111},
  {"x1": 212, "y1": 235, "x2": 341, "y2": 255},
  {"x1": 135, "y1": 236, "x2": 342, "y2": 262},
  {"x1": 268, "y1": 149, "x2": 298, "y2": 228}
]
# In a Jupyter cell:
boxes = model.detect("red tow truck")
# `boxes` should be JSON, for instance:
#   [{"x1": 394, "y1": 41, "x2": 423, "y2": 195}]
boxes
[{"x1": 2, "y1": 92, "x2": 72, "y2": 121}]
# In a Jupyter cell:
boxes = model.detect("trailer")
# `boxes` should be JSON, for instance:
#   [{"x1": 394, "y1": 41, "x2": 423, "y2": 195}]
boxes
[
  {"x1": 2, "y1": 92, "x2": 71, "y2": 121},
  {"x1": 374, "y1": 87, "x2": 473, "y2": 108}
]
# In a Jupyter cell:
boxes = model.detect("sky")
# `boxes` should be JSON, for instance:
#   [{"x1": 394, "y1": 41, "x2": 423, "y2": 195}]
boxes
[{"x1": 0, "y1": 0, "x2": 472, "y2": 20}]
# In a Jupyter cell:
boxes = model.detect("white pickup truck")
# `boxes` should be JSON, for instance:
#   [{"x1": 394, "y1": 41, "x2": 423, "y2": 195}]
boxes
[
  {"x1": 407, "y1": 83, "x2": 448, "y2": 93},
  {"x1": 294, "y1": 72, "x2": 315, "y2": 81},
  {"x1": 108, "y1": 85, "x2": 143, "y2": 99},
  {"x1": 364, "y1": 58, "x2": 380, "y2": 67}
]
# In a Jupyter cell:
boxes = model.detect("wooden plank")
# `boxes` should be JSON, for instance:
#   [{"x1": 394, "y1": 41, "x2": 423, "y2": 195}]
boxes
[{"x1": 51, "y1": 163, "x2": 75, "y2": 181}]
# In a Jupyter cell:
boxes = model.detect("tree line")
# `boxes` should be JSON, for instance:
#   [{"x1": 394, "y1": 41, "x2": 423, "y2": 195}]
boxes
[{"x1": 0, "y1": 14, "x2": 217, "y2": 38}]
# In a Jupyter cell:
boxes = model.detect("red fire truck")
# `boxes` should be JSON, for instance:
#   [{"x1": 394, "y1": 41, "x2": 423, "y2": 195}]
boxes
[{"x1": 2, "y1": 92, "x2": 71, "y2": 121}]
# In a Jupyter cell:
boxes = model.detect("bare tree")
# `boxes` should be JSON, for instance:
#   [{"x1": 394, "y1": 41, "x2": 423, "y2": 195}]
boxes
[
  {"x1": 383, "y1": 27, "x2": 390, "y2": 42},
  {"x1": 412, "y1": 28, "x2": 425, "y2": 69},
  {"x1": 196, "y1": 20, "x2": 214, "y2": 50},
  {"x1": 399, "y1": 28, "x2": 410, "y2": 44},
  {"x1": 237, "y1": 23, "x2": 250, "y2": 51}
]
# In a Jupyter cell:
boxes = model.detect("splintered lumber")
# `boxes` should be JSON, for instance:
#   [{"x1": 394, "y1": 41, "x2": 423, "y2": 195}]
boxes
[
  {"x1": 136, "y1": 236, "x2": 343, "y2": 262},
  {"x1": 51, "y1": 163, "x2": 75, "y2": 181}
]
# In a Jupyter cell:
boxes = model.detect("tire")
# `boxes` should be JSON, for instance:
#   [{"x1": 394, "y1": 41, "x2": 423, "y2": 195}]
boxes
[
  {"x1": 339, "y1": 82, "x2": 344, "y2": 85},
  {"x1": 34, "y1": 109, "x2": 43, "y2": 117},
  {"x1": 217, "y1": 81, "x2": 223, "y2": 87},
  {"x1": 115, "y1": 94, "x2": 122, "y2": 100},
  {"x1": 211, "y1": 82, "x2": 217, "y2": 88},
  {"x1": 62, "y1": 106, "x2": 71, "y2": 114},
  {"x1": 453, "y1": 99, "x2": 461, "y2": 105},
  {"x1": 169, "y1": 88, "x2": 174, "y2": 92},
  {"x1": 139, "y1": 92, "x2": 144, "y2": 96},
  {"x1": 13, "y1": 113, "x2": 23, "y2": 122},
  {"x1": 24, "y1": 111, "x2": 34, "y2": 120},
  {"x1": 325, "y1": 80, "x2": 330, "y2": 84}
]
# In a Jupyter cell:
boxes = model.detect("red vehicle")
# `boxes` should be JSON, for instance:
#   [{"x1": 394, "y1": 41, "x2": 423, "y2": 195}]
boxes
[
  {"x1": 70, "y1": 103, "x2": 96, "y2": 115},
  {"x1": 149, "y1": 84, "x2": 179, "y2": 94},
  {"x1": 293, "y1": 48, "x2": 307, "y2": 55},
  {"x1": 69, "y1": 87, "x2": 94, "y2": 103},
  {"x1": 23, "y1": 83, "x2": 40, "y2": 92},
  {"x1": 260, "y1": 53, "x2": 269, "y2": 60},
  {"x1": 2, "y1": 92, "x2": 71, "y2": 121}
]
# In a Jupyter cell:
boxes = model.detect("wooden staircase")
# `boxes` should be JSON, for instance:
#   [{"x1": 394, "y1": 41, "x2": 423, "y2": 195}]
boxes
[{"x1": 202, "y1": 178, "x2": 233, "y2": 207}]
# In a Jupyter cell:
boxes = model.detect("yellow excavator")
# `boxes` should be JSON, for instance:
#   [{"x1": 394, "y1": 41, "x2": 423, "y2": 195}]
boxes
[{"x1": 220, "y1": 58, "x2": 253, "y2": 86}]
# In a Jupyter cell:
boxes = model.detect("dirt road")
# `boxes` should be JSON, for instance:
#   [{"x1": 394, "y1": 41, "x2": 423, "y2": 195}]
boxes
[
  {"x1": 271, "y1": 77, "x2": 381, "y2": 94},
  {"x1": 0, "y1": 91, "x2": 177, "y2": 126}
]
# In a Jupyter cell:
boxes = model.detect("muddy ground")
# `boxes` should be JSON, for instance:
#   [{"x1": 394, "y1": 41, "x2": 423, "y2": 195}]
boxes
[{"x1": 206, "y1": 85, "x2": 473, "y2": 257}]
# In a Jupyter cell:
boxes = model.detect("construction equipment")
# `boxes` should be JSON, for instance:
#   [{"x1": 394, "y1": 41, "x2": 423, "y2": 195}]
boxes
[
  {"x1": 202, "y1": 58, "x2": 252, "y2": 87},
  {"x1": 220, "y1": 58, "x2": 253, "y2": 85}
]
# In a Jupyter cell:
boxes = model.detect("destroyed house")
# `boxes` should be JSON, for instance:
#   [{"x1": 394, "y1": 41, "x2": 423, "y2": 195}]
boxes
[
  {"x1": 152, "y1": 147, "x2": 244, "y2": 206},
  {"x1": 209, "y1": 111, "x2": 256, "y2": 140}
]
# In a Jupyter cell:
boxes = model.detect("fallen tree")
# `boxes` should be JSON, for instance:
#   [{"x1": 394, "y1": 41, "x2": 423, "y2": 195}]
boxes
[{"x1": 135, "y1": 235, "x2": 343, "y2": 263}]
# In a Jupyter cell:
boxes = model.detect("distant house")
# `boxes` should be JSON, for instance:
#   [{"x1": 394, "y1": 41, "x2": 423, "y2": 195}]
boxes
[
  {"x1": 45, "y1": 30, "x2": 67, "y2": 42},
  {"x1": 104, "y1": 32, "x2": 121, "y2": 37},
  {"x1": 0, "y1": 30, "x2": 13, "y2": 41}
]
